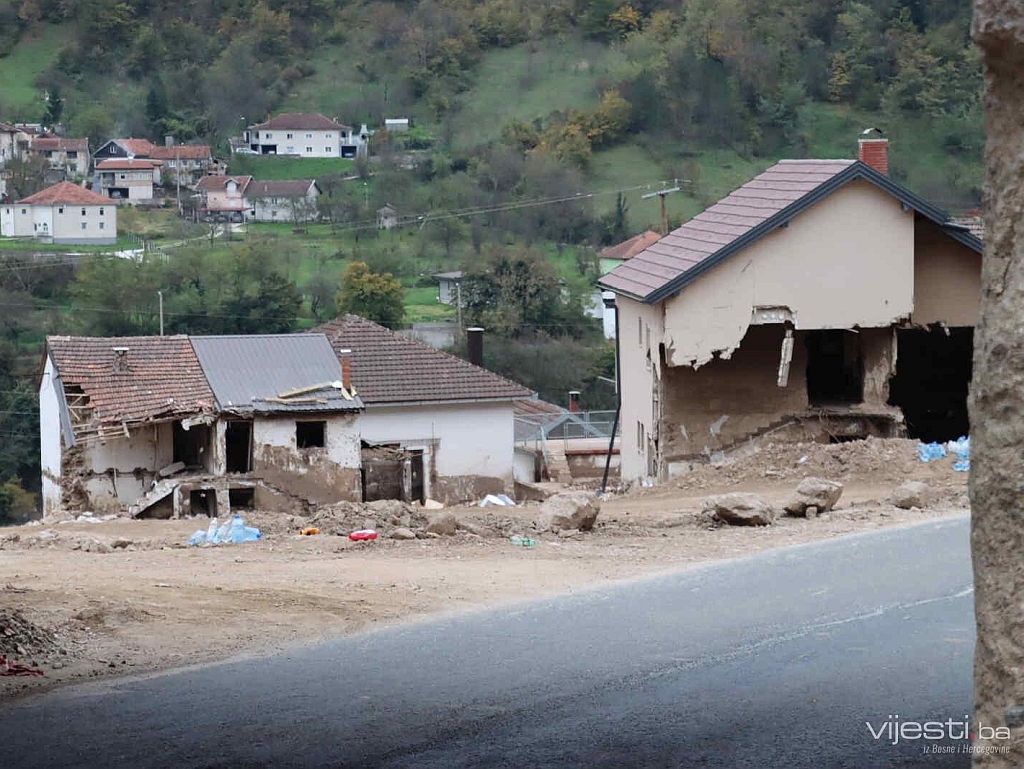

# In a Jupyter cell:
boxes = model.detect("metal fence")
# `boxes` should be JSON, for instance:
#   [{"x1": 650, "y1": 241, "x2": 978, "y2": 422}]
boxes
[{"x1": 515, "y1": 410, "x2": 618, "y2": 450}]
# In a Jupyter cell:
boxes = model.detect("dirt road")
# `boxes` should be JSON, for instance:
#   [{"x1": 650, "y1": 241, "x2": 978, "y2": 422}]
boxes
[{"x1": 0, "y1": 438, "x2": 968, "y2": 700}]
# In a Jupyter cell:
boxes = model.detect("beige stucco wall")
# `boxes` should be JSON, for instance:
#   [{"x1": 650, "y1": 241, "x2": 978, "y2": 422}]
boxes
[
  {"x1": 911, "y1": 218, "x2": 981, "y2": 327},
  {"x1": 616, "y1": 296, "x2": 664, "y2": 481},
  {"x1": 1, "y1": 202, "x2": 115, "y2": 244},
  {"x1": 661, "y1": 180, "x2": 916, "y2": 367}
]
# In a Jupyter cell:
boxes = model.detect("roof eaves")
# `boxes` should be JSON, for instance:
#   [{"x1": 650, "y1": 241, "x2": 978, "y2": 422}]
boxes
[{"x1": 363, "y1": 394, "x2": 532, "y2": 408}]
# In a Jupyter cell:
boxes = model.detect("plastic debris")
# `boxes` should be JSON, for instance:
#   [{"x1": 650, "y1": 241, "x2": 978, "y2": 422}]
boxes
[
  {"x1": 300, "y1": 527, "x2": 320, "y2": 536},
  {"x1": 479, "y1": 493, "x2": 515, "y2": 507},
  {"x1": 509, "y1": 535, "x2": 536, "y2": 548},
  {"x1": 0, "y1": 655, "x2": 44, "y2": 677},
  {"x1": 348, "y1": 529, "x2": 378, "y2": 541},
  {"x1": 189, "y1": 514, "x2": 261, "y2": 546},
  {"x1": 917, "y1": 442, "x2": 947, "y2": 462}
]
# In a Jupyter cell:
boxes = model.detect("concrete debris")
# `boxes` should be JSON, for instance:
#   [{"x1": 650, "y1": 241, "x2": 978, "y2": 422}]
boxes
[
  {"x1": 0, "y1": 609, "x2": 61, "y2": 660},
  {"x1": 479, "y1": 494, "x2": 515, "y2": 507},
  {"x1": 702, "y1": 493, "x2": 777, "y2": 526},
  {"x1": 422, "y1": 499, "x2": 444, "y2": 510},
  {"x1": 425, "y1": 513, "x2": 458, "y2": 536},
  {"x1": 389, "y1": 527, "x2": 416, "y2": 540},
  {"x1": 784, "y1": 477, "x2": 844, "y2": 518},
  {"x1": 889, "y1": 481, "x2": 931, "y2": 510},
  {"x1": 536, "y1": 491, "x2": 601, "y2": 533},
  {"x1": 457, "y1": 520, "x2": 493, "y2": 538}
]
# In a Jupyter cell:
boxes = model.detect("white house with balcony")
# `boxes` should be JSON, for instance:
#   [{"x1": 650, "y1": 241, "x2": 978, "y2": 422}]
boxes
[
  {"x1": 242, "y1": 113, "x2": 369, "y2": 158},
  {"x1": 0, "y1": 181, "x2": 116, "y2": 245}
]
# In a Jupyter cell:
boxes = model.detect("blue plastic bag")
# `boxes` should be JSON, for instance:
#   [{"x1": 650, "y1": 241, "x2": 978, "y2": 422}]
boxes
[{"x1": 917, "y1": 442, "x2": 947, "y2": 462}]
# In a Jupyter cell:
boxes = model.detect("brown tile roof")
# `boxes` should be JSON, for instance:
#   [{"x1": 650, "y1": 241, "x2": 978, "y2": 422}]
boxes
[
  {"x1": 601, "y1": 160, "x2": 855, "y2": 301},
  {"x1": 115, "y1": 138, "x2": 156, "y2": 156},
  {"x1": 245, "y1": 179, "x2": 317, "y2": 197},
  {"x1": 514, "y1": 398, "x2": 567, "y2": 419},
  {"x1": 96, "y1": 159, "x2": 160, "y2": 170},
  {"x1": 196, "y1": 175, "x2": 252, "y2": 192},
  {"x1": 47, "y1": 336, "x2": 216, "y2": 426},
  {"x1": 0, "y1": 121, "x2": 18, "y2": 133},
  {"x1": 148, "y1": 145, "x2": 212, "y2": 161},
  {"x1": 254, "y1": 113, "x2": 347, "y2": 131},
  {"x1": 29, "y1": 137, "x2": 88, "y2": 152},
  {"x1": 18, "y1": 182, "x2": 109, "y2": 206},
  {"x1": 314, "y1": 315, "x2": 533, "y2": 405},
  {"x1": 600, "y1": 230, "x2": 661, "y2": 261}
]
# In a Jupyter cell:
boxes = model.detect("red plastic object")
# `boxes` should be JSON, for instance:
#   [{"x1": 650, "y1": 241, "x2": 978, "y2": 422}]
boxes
[
  {"x1": 348, "y1": 529, "x2": 378, "y2": 541},
  {"x1": 0, "y1": 655, "x2": 44, "y2": 676}
]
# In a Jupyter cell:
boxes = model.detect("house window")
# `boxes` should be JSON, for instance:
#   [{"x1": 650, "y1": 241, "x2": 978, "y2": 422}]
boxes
[
  {"x1": 326, "y1": 133, "x2": 332, "y2": 138},
  {"x1": 21, "y1": 208, "x2": 26, "y2": 215},
  {"x1": 306, "y1": 147, "x2": 313, "y2": 153},
  {"x1": 638, "y1": 317, "x2": 643, "y2": 346},
  {"x1": 325, "y1": 146, "x2": 332, "y2": 153},
  {"x1": 286, "y1": 133, "x2": 293, "y2": 139},
  {"x1": 58, "y1": 207, "x2": 64, "y2": 214},
  {"x1": 81, "y1": 208, "x2": 86, "y2": 216},
  {"x1": 265, "y1": 133, "x2": 272, "y2": 139},
  {"x1": 119, "y1": 173, "x2": 126, "y2": 180},
  {"x1": 81, "y1": 222, "x2": 87, "y2": 230},
  {"x1": 296, "y1": 421, "x2": 326, "y2": 448},
  {"x1": 636, "y1": 421, "x2": 645, "y2": 452},
  {"x1": 99, "y1": 222, "x2": 105, "y2": 230},
  {"x1": 67, "y1": 151, "x2": 77, "y2": 158},
  {"x1": 99, "y1": 208, "x2": 104, "y2": 216},
  {"x1": 306, "y1": 133, "x2": 312, "y2": 138}
]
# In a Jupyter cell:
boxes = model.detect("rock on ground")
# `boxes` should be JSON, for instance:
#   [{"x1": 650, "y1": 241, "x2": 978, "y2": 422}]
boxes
[
  {"x1": 703, "y1": 493, "x2": 777, "y2": 526},
  {"x1": 535, "y1": 491, "x2": 601, "y2": 533},
  {"x1": 389, "y1": 528, "x2": 416, "y2": 540},
  {"x1": 889, "y1": 481, "x2": 931, "y2": 510},
  {"x1": 425, "y1": 513, "x2": 458, "y2": 536},
  {"x1": 784, "y1": 477, "x2": 844, "y2": 518}
]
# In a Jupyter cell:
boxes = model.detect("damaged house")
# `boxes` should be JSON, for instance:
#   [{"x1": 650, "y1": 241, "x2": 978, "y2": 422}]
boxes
[
  {"x1": 599, "y1": 135, "x2": 983, "y2": 484},
  {"x1": 40, "y1": 334, "x2": 363, "y2": 517}
]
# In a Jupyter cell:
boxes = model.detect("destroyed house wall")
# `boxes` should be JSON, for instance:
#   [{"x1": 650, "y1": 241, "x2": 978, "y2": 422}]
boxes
[
  {"x1": 911, "y1": 217, "x2": 982, "y2": 328},
  {"x1": 39, "y1": 356, "x2": 63, "y2": 514},
  {"x1": 660, "y1": 325, "x2": 901, "y2": 473},
  {"x1": 616, "y1": 297, "x2": 664, "y2": 482},
  {"x1": 249, "y1": 414, "x2": 362, "y2": 505}
]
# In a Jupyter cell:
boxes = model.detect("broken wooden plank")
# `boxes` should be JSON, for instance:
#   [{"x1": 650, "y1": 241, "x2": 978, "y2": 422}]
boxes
[{"x1": 277, "y1": 382, "x2": 334, "y2": 399}]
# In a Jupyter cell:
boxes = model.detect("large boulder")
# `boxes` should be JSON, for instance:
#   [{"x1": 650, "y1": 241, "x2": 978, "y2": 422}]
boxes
[
  {"x1": 703, "y1": 493, "x2": 777, "y2": 526},
  {"x1": 389, "y1": 527, "x2": 416, "y2": 540},
  {"x1": 889, "y1": 481, "x2": 931, "y2": 510},
  {"x1": 536, "y1": 491, "x2": 601, "y2": 533},
  {"x1": 784, "y1": 477, "x2": 844, "y2": 518},
  {"x1": 425, "y1": 513, "x2": 458, "y2": 536}
]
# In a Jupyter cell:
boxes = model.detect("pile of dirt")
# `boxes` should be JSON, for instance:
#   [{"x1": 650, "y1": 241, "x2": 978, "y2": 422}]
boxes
[
  {"x1": 0, "y1": 608, "x2": 61, "y2": 660},
  {"x1": 243, "y1": 500, "x2": 432, "y2": 538},
  {"x1": 669, "y1": 438, "x2": 964, "y2": 492}
]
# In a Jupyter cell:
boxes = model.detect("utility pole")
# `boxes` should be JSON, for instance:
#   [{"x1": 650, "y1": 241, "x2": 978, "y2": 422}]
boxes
[
  {"x1": 642, "y1": 182, "x2": 681, "y2": 236},
  {"x1": 157, "y1": 290, "x2": 164, "y2": 336},
  {"x1": 175, "y1": 143, "x2": 182, "y2": 218}
]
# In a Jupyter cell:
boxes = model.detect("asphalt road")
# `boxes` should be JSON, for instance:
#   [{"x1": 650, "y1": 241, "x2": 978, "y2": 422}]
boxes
[{"x1": 1, "y1": 516, "x2": 974, "y2": 768}]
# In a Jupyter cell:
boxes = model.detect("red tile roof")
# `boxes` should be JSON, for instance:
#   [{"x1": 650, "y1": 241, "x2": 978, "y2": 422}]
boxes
[
  {"x1": 47, "y1": 336, "x2": 216, "y2": 426},
  {"x1": 0, "y1": 121, "x2": 18, "y2": 133},
  {"x1": 29, "y1": 137, "x2": 88, "y2": 152},
  {"x1": 601, "y1": 160, "x2": 856, "y2": 301},
  {"x1": 18, "y1": 182, "x2": 109, "y2": 206},
  {"x1": 314, "y1": 315, "x2": 533, "y2": 405},
  {"x1": 148, "y1": 145, "x2": 212, "y2": 161},
  {"x1": 600, "y1": 230, "x2": 662, "y2": 261},
  {"x1": 96, "y1": 159, "x2": 160, "y2": 170},
  {"x1": 116, "y1": 138, "x2": 157, "y2": 156},
  {"x1": 196, "y1": 175, "x2": 252, "y2": 192},
  {"x1": 253, "y1": 113, "x2": 347, "y2": 131}
]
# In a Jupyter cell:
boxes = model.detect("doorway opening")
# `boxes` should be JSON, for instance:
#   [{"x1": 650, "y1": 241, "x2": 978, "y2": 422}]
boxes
[
  {"x1": 888, "y1": 326, "x2": 972, "y2": 441},
  {"x1": 173, "y1": 421, "x2": 210, "y2": 469},
  {"x1": 189, "y1": 489, "x2": 217, "y2": 517},
  {"x1": 805, "y1": 330, "x2": 863, "y2": 405},
  {"x1": 228, "y1": 487, "x2": 255, "y2": 509},
  {"x1": 225, "y1": 421, "x2": 253, "y2": 473}
]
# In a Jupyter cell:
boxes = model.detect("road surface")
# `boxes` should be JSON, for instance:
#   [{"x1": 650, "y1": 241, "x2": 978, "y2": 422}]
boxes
[{"x1": 0, "y1": 516, "x2": 974, "y2": 768}]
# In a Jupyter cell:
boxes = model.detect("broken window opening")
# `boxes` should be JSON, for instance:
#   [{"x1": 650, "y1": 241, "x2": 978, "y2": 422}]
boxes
[
  {"x1": 296, "y1": 420, "x2": 326, "y2": 448},
  {"x1": 189, "y1": 489, "x2": 217, "y2": 517},
  {"x1": 228, "y1": 488, "x2": 255, "y2": 509},
  {"x1": 805, "y1": 330, "x2": 863, "y2": 406},
  {"x1": 888, "y1": 326, "x2": 972, "y2": 442},
  {"x1": 225, "y1": 420, "x2": 253, "y2": 473},
  {"x1": 173, "y1": 421, "x2": 210, "y2": 469}
]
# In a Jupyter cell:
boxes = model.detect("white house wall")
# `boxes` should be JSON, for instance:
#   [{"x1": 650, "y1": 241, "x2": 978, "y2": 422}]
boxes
[
  {"x1": 616, "y1": 297, "x2": 664, "y2": 483},
  {"x1": 359, "y1": 401, "x2": 514, "y2": 501},
  {"x1": 39, "y1": 356, "x2": 62, "y2": 515}
]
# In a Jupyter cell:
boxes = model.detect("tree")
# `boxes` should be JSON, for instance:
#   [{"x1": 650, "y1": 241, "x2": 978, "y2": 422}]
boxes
[
  {"x1": 336, "y1": 261, "x2": 405, "y2": 329},
  {"x1": 4, "y1": 155, "x2": 50, "y2": 199},
  {"x1": 43, "y1": 86, "x2": 63, "y2": 127}
]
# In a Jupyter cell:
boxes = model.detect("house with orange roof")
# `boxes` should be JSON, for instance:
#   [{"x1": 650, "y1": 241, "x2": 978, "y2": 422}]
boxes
[
  {"x1": 599, "y1": 134, "x2": 983, "y2": 484},
  {"x1": 0, "y1": 181, "x2": 116, "y2": 244},
  {"x1": 94, "y1": 158, "x2": 162, "y2": 201},
  {"x1": 242, "y1": 113, "x2": 369, "y2": 158}
]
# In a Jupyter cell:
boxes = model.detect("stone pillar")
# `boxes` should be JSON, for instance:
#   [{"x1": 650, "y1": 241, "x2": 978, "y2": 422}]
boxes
[{"x1": 969, "y1": 3, "x2": 1024, "y2": 765}]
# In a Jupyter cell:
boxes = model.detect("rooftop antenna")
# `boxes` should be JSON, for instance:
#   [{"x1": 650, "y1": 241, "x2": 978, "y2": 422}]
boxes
[{"x1": 642, "y1": 181, "x2": 682, "y2": 236}]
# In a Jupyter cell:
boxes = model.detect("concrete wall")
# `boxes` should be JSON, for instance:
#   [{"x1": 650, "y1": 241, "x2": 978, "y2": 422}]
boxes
[
  {"x1": 616, "y1": 296, "x2": 664, "y2": 482},
  {"x1": 912, "y1": 218, "x2": 982, "y2": 327},
  {"x1": 661, "y1": 180, "x2": 916, "y2": 368},
  {"x1": 250, "y1": 414, "x2": 362, "y2": 504},
  {"x1": 39, "y1": 356, "x2": 62, "y2": 515},
  {"x1": 73, "y1": 422, "x2": 173, "y2": 512},
  {"x1": 359, "y1": 401, "x2": 515, "y2": 502}
]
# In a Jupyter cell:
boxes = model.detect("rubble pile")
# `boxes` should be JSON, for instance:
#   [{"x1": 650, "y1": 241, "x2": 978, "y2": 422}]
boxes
[{"x1": 0, "y1": 608, "x2": 62, "y2": 660}]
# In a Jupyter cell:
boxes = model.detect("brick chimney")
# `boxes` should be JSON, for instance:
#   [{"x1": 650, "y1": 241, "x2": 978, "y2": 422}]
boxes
[
  {"x1": 568, "y1": 391, "x2": 581, "y2": 413},
  {"x1": 338, "y1": 348, "x2": 352, "y2": 391},
  {"x1": 467, "y1": 327, "x2": 484, "y2": 367},
  {"x1": 112, "y1": 347, "x2": 130, "y2": 373},
  {"x1": 858, "y1": 128, "x2": 888, "y2": 176}
]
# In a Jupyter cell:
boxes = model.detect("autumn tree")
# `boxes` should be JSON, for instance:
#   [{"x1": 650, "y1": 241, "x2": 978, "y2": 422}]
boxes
[{"x1": 336, "y1": 261, "x2": 405, "y2": 329}]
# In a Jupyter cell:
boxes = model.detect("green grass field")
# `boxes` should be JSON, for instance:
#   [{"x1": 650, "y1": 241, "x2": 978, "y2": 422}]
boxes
[{"x1": 0, "y1": 25, "x2": 69, "y2": 114}]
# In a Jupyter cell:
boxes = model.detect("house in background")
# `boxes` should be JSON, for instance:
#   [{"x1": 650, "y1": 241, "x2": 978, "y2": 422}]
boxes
[
  {"x1": 0, "y1": 182, "x2": 116, "y2": 245},
  {"x1": 26, "y1": 136, "x2": 90, "y2": 179},
  {"x1": 244, "y1": 179, "x2": 320, "y2": 222},
  {"x1": 433, "y1": 271, "x2": 463, "y2": 305},
  {"x1": 92, "y1": 138, "x2": 157, "y2": 163},
  {"x1": 195, "y1": 175, "x2": 252, "y2": 220},
  {"x1": 40, "y1": 334, "x2": 364, "y2": 517},
  {"x1": 377, "y1": 204, "x2": 398, "y2": 230},
  {"x1": 94, "y1": 158, "x2": 161, "y2": 201},
  {"x1": 315, "y1": 316, "x2": 533, "y2": 503},
  {"x1": 242, "y1": 113, "x2": 368, "y2": 158},
  {"x1": 597, "y1": 231, "x2": 661, "y2": 341},
  {"x1": 148, "y1": 143, "x2": 218, "y2": 188},
  {"x1": 599, "y1": 135, "x2": 983, "y2": 485}
]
